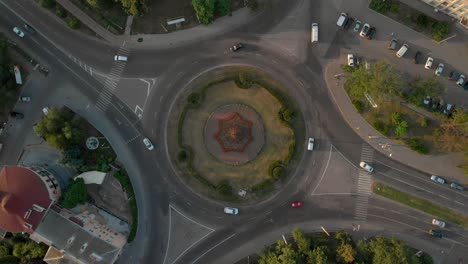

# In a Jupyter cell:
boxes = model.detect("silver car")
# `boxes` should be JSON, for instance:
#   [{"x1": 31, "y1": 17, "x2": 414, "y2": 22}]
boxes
[
  {"x1": 432, "y1": 219, "x2": 446, "y2": 228},
  {"x1": 143, "y1": 138, "x2": 154, "y2": 150},
  {"x1": 430, "y1": 175, "x2": 446, "y2": 184},
  {"x1": 359, "y1": 161, "x2": 374, "y2": 172},
  {"x1": 435, "y1": 63, "x2": 444, "y2": 76},
  {"x1": 456, "y1": 74, "x2": 465, "y2": 86},
  {"x1": 353, "y1": 20, "x2": 362, "y2": 32},
  {"x1": 224, "y1": 207, "x2": 239, "y2": 215},
  {"x1": 13, "y1": 27, "x2": 25, "y2": 37}
]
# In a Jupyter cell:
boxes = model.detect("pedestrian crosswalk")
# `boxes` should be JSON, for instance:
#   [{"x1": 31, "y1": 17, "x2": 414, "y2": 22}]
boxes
[
  {"x1": 96, "y1": 46, "x2": 130, "y2": 112},
  {"x1": 354, "y1": 144, "x2": 374, "y2": 221}
]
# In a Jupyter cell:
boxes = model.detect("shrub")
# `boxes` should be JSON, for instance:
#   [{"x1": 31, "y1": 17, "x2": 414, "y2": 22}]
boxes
[
  {"x1": 391, "y1": 112, "x2": 402, "y2": 124},
  {"x1": 341, "y1": 65, "x2": 355, "y2": 73},
  {"x1": 215, "y1": 0, "x2": 231, "y2": 16},
  {"x1": 187, "y1": 92, "x2": 202, "y2": 108},
  {"x1": 178, "y1": 150, "x2": 189, "y2": 162},
  {"x1": 216, "y1": 180, "x2": 233, "y2": 197},
  {"x1": 373, "y1": 121, "x2": 390, "y2": 136},
  {"x1": 55, "y1": 5, "x2": 67, "y2": 17},
  {"x1": 369, "y1": 0, "x2": 392, "y2": 13},
  {"x1": 237, "y1": 72, "x2": 254, "y2": 89},
  {"x1": 420, "y1": 118, "x2": 428, "y2": 127},
  {"x1": 352, "y1": 100, "x2": 364, "y2": 113},
  {"x1": 407, "y1": 137, "x2": 429, "y2": 154},
  {"x1": 416, "y1": 14, "x2": 430, "y2": 27},
  {"x1": 268, "y1": 161, "x2": 285, "y2": 180},
  {"x1": 432, "y1": 21, "x2": 450, "y2": 41},
  {"x1": 280, "y1": 107, "x2": 295, "y2": 122},
  {"x1": 394, "y1": 120, "x2": 408, "y2": 137},
  {"x1": 68, "y1": 17, "x2": 80, "y2": 29},
  {"x1": 390, "y1": 3, "x2": 400, "y2": 13},
  {"x1": 39, "y1": 0, "x2": 56, "y2": 8}
]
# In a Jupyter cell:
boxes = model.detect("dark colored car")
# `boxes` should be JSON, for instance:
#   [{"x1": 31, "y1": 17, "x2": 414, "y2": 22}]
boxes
[
  {"x1": 414, "y1": 51, "x2": 421, "y2": 64},
  {"x1": 388, "y1": 39, "x2": 397, "y2": 50},
  {"x1": 230, "y1": 43, "x2": 243, "y2": 52},
  {"x1": 366, "y1": 27, "x2": 376, "y2": 40},
  {"x1": 343, "y1": 17, "x2": 355, "y2": 30},
  {"x1": 23, "y1": 24, "x2": 36, "y2": 34},
  {"x1": 448, "y1": 71, "x2": 459, "y2": 81},
  {"x1": 10, "y1": 111, "x2": 24, "y2": 119},
  {"x1": 464, "y1": 81, "x2": 468, "y2": 90},
  {"x1": 429, "y1": 229, "x2": 443, "y2": 238},
  {"x1": 354, "y1": 57, "x2": 361, "y2": 67}
]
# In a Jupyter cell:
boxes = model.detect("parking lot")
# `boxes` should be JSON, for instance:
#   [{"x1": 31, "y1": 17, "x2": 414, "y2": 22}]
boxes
[{"x1": 310, "y1": 0, "x2": 468, "y2": 109}]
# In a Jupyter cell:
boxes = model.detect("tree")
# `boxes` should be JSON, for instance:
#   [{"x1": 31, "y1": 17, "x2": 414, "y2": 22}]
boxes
[
  {"x1": 12, "y1": 242, "x2": 47, "y2": 260},
  {"x1": 0, "y1": 245, "x2": 10, "y2": 257},
  {"x1": 335, "y1": 230, "x2": 352, "y2": 245},
  {"x1": 215, "y1": 0, "x2": 231, "y2": 16},
  {"x1": 192, "y1": 0, "x2": 215, "y2": 24},
  {"x1": 0, "y1": 256, "x2": 20, "y2": 264},
  {"x1": 120, "y1": 0, "x2": 140, "y2": 16},
  {"x1": 395, "y1": 120, "x2": 408, "y2": 137},
  {"x1": 245, "y1": 0, "x2": 259, "y2": 11},
  {"x1": 292, "y1": 228, "x2": 311, "y2": 257},
  {"x1": 275, "y1": 240, "x2": 297, "y2": 264},
  {"x1": 86, "y1": 0, "x2": 112, "y2": 9},
  {"x1": 307, "y1": 246, "x2": 327, "y2": 264},
  {"x1": 39, "y1": 0, "x2": 56, "y2": 8},
  {"x1": 336, "y1": 243, "x2": 356, "y2": 263},
  {"x1": 369, "y1": 236, "x2": 408, "y2": 264},
  {"x1": 406, "y1": 77, "x2": 445, "y2": 106},
  {"x1": 61, "y1": 178, "x2": 90, "y2": 209},
  {"x1": 433, "y1": 108, "x2": 468, "y2": 152}
]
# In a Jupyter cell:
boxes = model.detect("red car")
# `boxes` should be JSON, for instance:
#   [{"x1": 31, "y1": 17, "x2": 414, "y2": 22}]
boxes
[{"x1": 291, "y1": 201, "x2": 304, "y2": 208}]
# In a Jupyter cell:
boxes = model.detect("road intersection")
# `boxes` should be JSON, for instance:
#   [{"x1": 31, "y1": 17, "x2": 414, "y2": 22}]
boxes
[{"x1": 1, "y1": 0, "x2": 467, "y2": 263}]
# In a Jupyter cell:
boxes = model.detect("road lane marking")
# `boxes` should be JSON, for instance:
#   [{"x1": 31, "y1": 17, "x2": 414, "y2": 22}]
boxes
[
  {"x1": 311, "y1": 192, "x2": 357, "y2": 196},
  {"x1": 310, "y1": 144, "x2": 333, "y2": 195},
  {"x1": 455, "y1": 201, "x2": 464, "y2": 205},
  {"x1": 191, "y1": 233, "x2": 236, "y2": 264}
]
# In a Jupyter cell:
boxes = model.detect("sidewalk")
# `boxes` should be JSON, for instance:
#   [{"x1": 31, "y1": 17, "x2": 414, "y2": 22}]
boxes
[
  {"x1": 55, "y1": 0, "x2": 257, "y2": 49},
  {"x1": 324, "y1": 60, "x2": 466, "y2": 183}
]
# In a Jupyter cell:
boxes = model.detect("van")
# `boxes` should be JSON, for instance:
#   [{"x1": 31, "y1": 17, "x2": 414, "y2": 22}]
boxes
[
  {"x1": 307, "y1": 138, "x2": 315, "y2": 151},
  {"x1": 114, "y1": 55, "x2": 128, "y2": 62},
  {"x1": 396, "y1": 44, "x2": 409, "y2": 58},
  {"x1": 336, "y1": 13, "x2": 348, "y2": 27},
  {"x1": 311, "y1": 23, "x2": 318, "y2": 43}
]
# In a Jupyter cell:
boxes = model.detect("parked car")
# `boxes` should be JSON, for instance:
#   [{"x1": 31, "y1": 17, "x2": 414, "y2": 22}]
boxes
[
  {"x1": 429, "y1": 229, "x2": 443, "y2": 238},
  {"x1": 114, "y1": 55, "x2": 128, "y2": 62},
  {"x1": 353, "y1": 20, "x2": 362, "y2": 32},
  {"x1": 432, "y1": 219, "x2": 446, "y2": 228},
  {"x1": 464, "y1": 81, "x2": 468, "y2": 90},
  {"x1": 23, "y1": 24, "x2": 36, "y2": 34},
  {"x1": 143, "y1": 137, "x2": 154, "y2": 150},
  {"x1": 347, "y1": 54, "x2": 354, "y2": 67},
  {"x1": 413, "y1": 51, "x2": 421, "y2": 64},
  {"x1": 343, "y1": 17, "x2": 354, "y2": 30},
  {"x1": 424, "y1": 57, "x2": 433, "y2": 69},
  {"x1": 388, "y1": 39, "x2": 397, "y2": 50},
  {"x1": 422, "y1": 96, "x2": 432, "y2": 108},
  {"x1": 359, "y1": 161, "x2": 373, "y2": 172},
  {"x1": 291, "y1": 201, "x2": 304, "y2": 208},
  {"x1": 448, "y1": 71, "x2": 459, "y2": 81},
  {"x1": 435, "y1": 63, "x2": 444, "y2": 76},
  {"x1": 396, "y1": 44, "x2": 409, "y2": 58},
  {"x1": 442, "y1": 103, "x2": 455, "y2": 115},
  {"x1": 430, "y1": 175, "x2": 446, "y2": 184},
  {"x1": 456, "y1": 74, "x2": 465, "y2": 86},
  {"x1": 307, "y1": 138, "x2": 315, "y2": 151},
  {"x1": 19, "y1": 96, "x2": 31, "y2": 102},
  {"x1": 12, "y1": 27, "x2": 25, "y2": 37},
  {"x1": 450, "y1": 182, "x2": 464, "y2": 191},
  {"x1": 336, "y1": 13, "x2": 348, "y2": 27},
  {"x1": 230, "y1": 43, "x2": 243, "y2": 52},
  {"x1": 42, "y1": 107, "x2": 50, "y2": 115},
  {"x1": 354, "y1": 57, "x2": 361, "y2": 67},
  {"x1": 10, "y1": 111, "x2": 24, "y2": 119},
  {"x1": 360, "y1": 23, "x2": 370, "y2": 37},
  {"x1": 366, "y1": 27, "x2": 376, "y2": 40},
  {"x1": 224, "y1": 207, "x2": 239, "y2": 215}
]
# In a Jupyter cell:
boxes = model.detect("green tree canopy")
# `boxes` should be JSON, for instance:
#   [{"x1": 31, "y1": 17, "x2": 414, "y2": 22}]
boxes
[
  {"x1": 61, "y1": 178, "x2": 90, "y2": 209},
  {"x1": 192, "y1": 0, "x2": 215, "y2": 24},
  {"x1": 369, "y1": 236, "x2": 408, "y2": 264}
]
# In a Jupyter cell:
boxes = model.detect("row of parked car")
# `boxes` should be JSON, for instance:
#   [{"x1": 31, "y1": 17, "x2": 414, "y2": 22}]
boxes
[
  {"x1": 430, "y1": 175, "x2": 464, "y2": 191},
  {"x1": 387, "y1": 39, "x2": 468, "y2": 90},
  {"x1": 336, "y1": 13, "x2": 376, "y2": 40}
]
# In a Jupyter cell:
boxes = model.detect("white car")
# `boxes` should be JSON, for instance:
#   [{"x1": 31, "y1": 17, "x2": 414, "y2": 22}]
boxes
[
  {"x1": 13, "y1": 27, "x2": 25, "y2": 37},
  {"x1": 347, "y1": 54, "x2": 354, "y2": 67},
  {"x1": 143, "y1": 137, "x2": 154, "y2": 150},
  {"x1": 114, "y1": 55, "x2": 128, "y2": 62},
  {"x1": 434, "y1": 63, "x2": 444, "y2": 76},
  {"x1": 19, "y1": 96, "x2": 31, "y2": 102},
  {"x1": 42, "y1": 107, "x2": 50, "y2": 115},
  {"x1": 359, "y1": 161, "x2": 374, "y2": 172},
  {"x1": 224, "y1": 207, "x2": 239, "y2": 215},
  {"x1": 360, "y1": 23, "x2": 370, "y2": 37},
  {"x1": 424, "y1": 57, "x2": 433, "y2": 69},
  {"x1": 307, "y1": 138, "x2": 315, "y2": 151},
  {"x1": 430, "y1": 175, "x2": 446, "y2": 184},
  {"x1": 432, "y1": 219, "x2": 446, "y2": 228},
  {"x1": 456, "y1": 74, "x2": 465, "y2": 86}
]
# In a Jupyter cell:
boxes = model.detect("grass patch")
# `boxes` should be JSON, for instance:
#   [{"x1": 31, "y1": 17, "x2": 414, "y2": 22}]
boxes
[
  {"x1": 113, "y1": 169, "x2": 138, "y2": 242},
  {"x1": 373, "y1": 182, "x2": 468, "y2": 227}
]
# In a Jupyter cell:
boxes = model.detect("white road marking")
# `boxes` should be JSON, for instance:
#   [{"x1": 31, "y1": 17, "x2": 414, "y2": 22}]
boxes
[
  {"x1": 311, "y1": 144, "x2": 333, "y2": 195},
  {"x1": 191, "y1": 233, "x2": 236, "y2": 264},
  {"x1": 311, "y1": 192, "x2": 357, "y2": 196}
]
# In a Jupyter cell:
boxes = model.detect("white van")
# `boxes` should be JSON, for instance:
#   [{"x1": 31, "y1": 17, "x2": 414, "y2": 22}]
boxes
[
  {"x1": 114, "y1": 55, "x2": 128, "y2": 62},
  {"x1": 311, "y1": 23, "x2": 318, "y2": 43},
  {"x1": 396, "y1": 44, "x2": 409, "y2": 58},
  {"x1": 336, "y1": 13, "x2": 348, "y2": 27}
]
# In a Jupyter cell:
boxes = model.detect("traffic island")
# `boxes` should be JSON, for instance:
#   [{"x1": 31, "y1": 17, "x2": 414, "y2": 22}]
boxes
[{"x1": 167, "y1": 66, "x2": 305, "y2": 202}]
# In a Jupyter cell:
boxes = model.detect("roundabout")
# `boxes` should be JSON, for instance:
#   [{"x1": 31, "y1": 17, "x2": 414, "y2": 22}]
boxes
[{"x1": 166, "y1": 67, "x2": 304, "y2": 201}]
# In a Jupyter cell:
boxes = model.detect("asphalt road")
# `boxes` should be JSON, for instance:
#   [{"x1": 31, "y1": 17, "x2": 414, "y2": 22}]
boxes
[{"x1": 1, "y1": 0, "x2": 467, "y2": 263}]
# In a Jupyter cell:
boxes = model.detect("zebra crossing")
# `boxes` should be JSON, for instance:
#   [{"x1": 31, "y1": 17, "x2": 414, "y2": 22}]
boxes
[
  {"x1": 95, "y1": 46, "x2": 130, "y2": 112},
  {"x1": 354, "y1": 144, "x2": 374, "y2": 221}
]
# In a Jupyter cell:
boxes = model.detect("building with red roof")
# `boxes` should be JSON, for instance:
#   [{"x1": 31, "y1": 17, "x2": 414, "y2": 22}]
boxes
[{"x1": 0, "y1": 166, "x2": 60, "y2": 233}]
